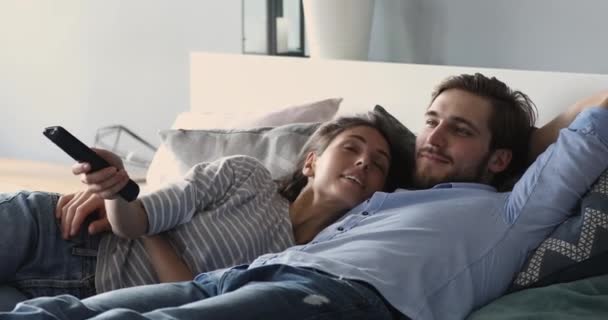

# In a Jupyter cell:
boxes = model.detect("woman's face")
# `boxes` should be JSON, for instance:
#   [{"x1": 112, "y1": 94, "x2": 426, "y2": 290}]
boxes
[{"x1": 303, "y1": 125, "x2": 391, "y2": 209}]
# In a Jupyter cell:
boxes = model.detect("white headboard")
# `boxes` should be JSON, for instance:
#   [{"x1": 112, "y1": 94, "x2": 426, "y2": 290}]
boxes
[{"x1": 190, "y1": 52, "x2": 608, "y2": 133}]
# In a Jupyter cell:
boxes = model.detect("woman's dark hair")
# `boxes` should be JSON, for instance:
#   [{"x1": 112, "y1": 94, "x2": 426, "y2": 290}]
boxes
[
  {"x1": 431, "y1": 73, "x2": 538, "y2": 188},
  {"x1": 277, "y1": 113, "x2": 409, "y2": 202}
]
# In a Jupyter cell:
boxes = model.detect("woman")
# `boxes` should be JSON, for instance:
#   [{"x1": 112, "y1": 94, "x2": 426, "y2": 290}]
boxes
[{"x1": 0, "y1": 112, "x2": 408, "y2": 303}]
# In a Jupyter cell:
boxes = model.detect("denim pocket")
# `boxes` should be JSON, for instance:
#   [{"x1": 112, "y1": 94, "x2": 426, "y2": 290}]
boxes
[
  {"x1": 15, "y1": 274, "x2": 96, "y2": 299},
  {"x1": 14, "y1": 240, "x2": 98, "y2": 299},
  {"x1": 6, "y1": 192, "x2": 101, "y2": 299}
]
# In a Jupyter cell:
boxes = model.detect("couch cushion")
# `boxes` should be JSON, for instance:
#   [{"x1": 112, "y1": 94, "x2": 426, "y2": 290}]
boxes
[{"x1": 510, "y1": 168, "x2": 608, "y2": 291}]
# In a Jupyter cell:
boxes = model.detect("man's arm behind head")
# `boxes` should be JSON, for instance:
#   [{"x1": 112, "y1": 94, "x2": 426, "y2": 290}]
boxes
[{"x1": 528, "y1": 90, "x2": 608, "y2": 163}]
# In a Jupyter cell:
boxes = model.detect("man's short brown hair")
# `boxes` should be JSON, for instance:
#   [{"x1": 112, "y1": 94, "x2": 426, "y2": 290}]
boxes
[{"x1": 431, "y1": 73, "x2": 538, "y2": 188}]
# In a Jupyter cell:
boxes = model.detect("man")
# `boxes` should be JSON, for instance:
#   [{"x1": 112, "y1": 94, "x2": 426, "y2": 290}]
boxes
[{"x1": 3, "y1": 74, "x2": 608, "y2": 320}]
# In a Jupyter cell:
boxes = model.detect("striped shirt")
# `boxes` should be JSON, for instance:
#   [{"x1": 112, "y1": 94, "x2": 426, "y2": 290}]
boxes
[{"x1": 95, "y1": 155, "x2": 295, "y2": 293}]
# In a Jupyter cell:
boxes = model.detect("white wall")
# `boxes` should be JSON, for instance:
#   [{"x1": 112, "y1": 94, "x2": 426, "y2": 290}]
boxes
[
  {"x1": 0, "y1": 0, "x2": 241, "y2": 163},
  {"x1": 2, "y1": 0, "x2": 606, "y2": 163},
  {"x1": 370, "y1": 0, "x2": 608, "y2": 74}
]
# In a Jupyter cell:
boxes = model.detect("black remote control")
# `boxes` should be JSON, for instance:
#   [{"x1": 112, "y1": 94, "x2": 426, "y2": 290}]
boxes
[{"x1": 43, "y1": 126, "x2": 140, "y2": 202}]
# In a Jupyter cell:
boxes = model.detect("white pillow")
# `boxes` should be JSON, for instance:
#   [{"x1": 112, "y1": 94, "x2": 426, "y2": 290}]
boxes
[
  {"x1": 170, "y1": 97, "x2": 342, "y2": 130},
  {"x1": 145, "y1": 98, "x2": 341, "y2": 190},
  {"x1": 145, "y1": 123, "x2": 319, "y2": 190},
  {"x1": 242, "y1": 97, "x2": 342, "y2": 127}
]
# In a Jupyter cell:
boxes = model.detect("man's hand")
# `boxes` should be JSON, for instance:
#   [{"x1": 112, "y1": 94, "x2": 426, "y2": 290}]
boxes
[
  {"x1": 72, "y1": 148, "x2": 130, "y2": 200},
  {"x1": 55, "y1": 190, "x2": 110, "y2": 239}
]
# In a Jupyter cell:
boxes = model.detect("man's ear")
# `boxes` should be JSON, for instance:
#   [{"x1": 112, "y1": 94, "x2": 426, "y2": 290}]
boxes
[
  {"x1": 302, "y1": 152, "x2": 317, "y2": 177},
  {"x1": 488, "y1": 149, "x2": 512, "y2": 174}
]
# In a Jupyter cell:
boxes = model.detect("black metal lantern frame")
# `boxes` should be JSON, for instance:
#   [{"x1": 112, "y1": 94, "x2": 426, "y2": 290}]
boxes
[{"x1": 243, "y1": 0, "x2": 306, "y2": 57}]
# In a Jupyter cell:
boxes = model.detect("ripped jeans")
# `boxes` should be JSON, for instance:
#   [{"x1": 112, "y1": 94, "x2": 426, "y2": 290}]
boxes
[
  {"x1": 5, "y1": 265, "x2": 406, "y2": 320},
  {"x1": 0, "y1": 192, "x2": 99, "y2": 301}
]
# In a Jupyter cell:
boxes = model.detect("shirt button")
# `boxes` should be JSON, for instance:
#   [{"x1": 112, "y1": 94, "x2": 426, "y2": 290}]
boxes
[
  {"x1": 362, "y1": 211, "x2": 369, "y2": 216},
  {"x1": 337, "y1": 226, "x2": 344, "y2": 231}
]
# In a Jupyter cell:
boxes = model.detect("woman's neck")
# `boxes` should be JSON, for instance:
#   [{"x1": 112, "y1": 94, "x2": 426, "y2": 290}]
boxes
[{"x1": 289, "y1": 188, "x2": 346, "y2": 245}]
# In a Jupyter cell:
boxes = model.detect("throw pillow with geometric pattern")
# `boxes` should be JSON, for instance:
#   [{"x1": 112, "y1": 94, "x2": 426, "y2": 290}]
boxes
[{"x1": 509, "y1": 167, "x2": 608, "y2": 292}]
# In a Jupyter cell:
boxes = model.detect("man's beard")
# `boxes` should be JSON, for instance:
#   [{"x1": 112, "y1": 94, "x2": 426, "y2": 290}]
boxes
[{"x1": 412, "y1": 153, "x2": 492, "y2": 189}]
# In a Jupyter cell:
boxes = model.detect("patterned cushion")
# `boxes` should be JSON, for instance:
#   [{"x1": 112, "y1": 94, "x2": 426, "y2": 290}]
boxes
[{"x1": 510, "y1": 168, "x2": 608, "y2": 291}]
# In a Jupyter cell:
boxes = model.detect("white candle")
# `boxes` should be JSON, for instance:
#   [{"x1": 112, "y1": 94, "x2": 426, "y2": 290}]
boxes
[{"x1": 276, "y1": 17, "x2": 289, "y2": 53}]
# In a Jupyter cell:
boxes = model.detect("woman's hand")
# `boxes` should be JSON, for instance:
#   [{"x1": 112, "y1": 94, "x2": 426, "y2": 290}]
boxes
[
  {"x1": 70, "y1": 147, "x2": 147, "y2": 239},
  {"x1": 72, "y1": 148, "x2": 130, "y2": 200},
  {"x1": 55, "y1": 190, "x2": 110, "y2": 239}
]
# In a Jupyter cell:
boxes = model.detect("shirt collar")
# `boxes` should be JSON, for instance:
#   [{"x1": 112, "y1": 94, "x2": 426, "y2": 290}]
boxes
[
  {"x1": 397, "y1": 182, "x2": 497, "y2": 192},
  {"x1": 432, "y1": 182, "x2": 496, "y2": 191}
]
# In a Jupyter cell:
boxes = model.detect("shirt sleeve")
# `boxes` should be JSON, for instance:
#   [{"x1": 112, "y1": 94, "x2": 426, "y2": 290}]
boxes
[
  {"x1": 506, "y1": 107, "x2": 608, "y2": 227},
  {"x1": 139, "y1": 155, "x2": 274, "y2": 235}
]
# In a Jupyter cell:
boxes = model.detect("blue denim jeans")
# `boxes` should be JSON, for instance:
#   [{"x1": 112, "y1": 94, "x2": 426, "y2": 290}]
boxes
[
  {"x1": 0, "y1": 287, "x2": 26, "y2": 312},
  {"x1": 4, "y1": 265, "x2": 404, "y2": 320},
  {"x1": 0, "y1": 191, "x2": 99, "y2": 303}
]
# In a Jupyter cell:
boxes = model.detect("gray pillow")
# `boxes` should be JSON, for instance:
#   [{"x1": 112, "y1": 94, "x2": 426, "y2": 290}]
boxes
[
  {"x1": 158, "y1": 122, "x2": 320, "y2": 183},
  {"x1": 147, "y1": 106, "x2": 416, "y2": 192},
  {"x1": 510, "y1": 168, "x2": 608, "y2": 291}
]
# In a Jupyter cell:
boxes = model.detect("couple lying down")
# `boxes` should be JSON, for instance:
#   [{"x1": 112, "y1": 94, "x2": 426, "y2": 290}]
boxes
[{"x1": 1, "y1": 73, "x2": 607, "y2": 320}]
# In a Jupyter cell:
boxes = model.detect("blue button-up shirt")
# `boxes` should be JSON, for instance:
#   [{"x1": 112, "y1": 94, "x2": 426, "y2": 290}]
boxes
[{"x1": 249, "y1": 108, "x2": 608, "y2": 320}]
